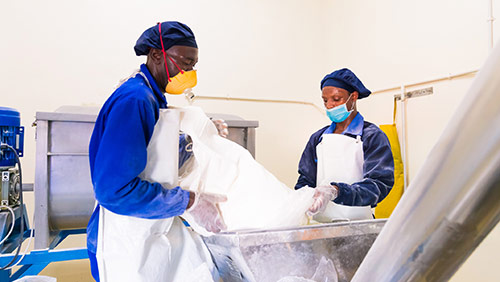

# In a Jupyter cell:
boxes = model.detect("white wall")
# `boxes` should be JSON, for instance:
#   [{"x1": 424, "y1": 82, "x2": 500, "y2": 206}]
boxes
[{"x1": 1, "y1": 0, "x2": 499, "y2": 281}]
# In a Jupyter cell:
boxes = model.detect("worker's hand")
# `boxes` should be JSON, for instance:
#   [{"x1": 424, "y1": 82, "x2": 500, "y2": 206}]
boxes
[
  {"x1": 307, "y1": 184, "x2": 339, "y2": 217},
  {"x1": 188, "y1": 192, "x2": 228, "y2": 233},
  {"x1": 212, "y1": 119, "x2": 229, "y2": 138}
]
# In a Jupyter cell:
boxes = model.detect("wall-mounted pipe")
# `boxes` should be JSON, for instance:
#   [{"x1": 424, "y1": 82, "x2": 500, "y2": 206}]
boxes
[
  {"x1": 399, "y1": 86, "x2": 408, "y2": 192},
  {"x1": 351, "y1": 34, "x2": 500, "y2": 282},
  {"x1": 187, "y1": 94, "x2": 325, "y2": 113},
  {"x1": 371, "y1": 70, "x2": 478, "y2": 96}
]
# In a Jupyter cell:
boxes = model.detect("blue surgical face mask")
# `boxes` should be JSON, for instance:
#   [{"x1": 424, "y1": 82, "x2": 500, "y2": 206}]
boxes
[{"x1": 326, "y1": 94, "x2": 354, "y2": 123}]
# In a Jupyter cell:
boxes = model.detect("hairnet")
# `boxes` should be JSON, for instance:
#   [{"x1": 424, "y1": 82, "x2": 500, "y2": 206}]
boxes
[
  {"x1": 134, "y1": 21, "x2": 198, "y2": 56},
  {"x1": 320, "y1": 68, "x2": 371, "y2": 99}
]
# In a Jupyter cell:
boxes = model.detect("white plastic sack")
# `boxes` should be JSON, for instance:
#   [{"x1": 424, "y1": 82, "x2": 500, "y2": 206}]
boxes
[{"x1": 175, "y1": 106, "x2": 315, "y2": 234}]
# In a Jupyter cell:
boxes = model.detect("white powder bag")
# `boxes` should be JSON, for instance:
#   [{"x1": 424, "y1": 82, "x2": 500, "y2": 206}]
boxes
[{"x1": 175, "y1": 106, "x2": 315, "y2": 235}]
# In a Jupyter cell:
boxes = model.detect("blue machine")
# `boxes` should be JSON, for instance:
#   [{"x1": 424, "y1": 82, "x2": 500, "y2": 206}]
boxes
[
  {"x1": 0, "y1": 107, "x2": 24, "y2": 168},
  {"x1": 0, "y1": 106, "x2": 25, "y2": 225},
  {"x1": 1, "y1": 107, "x2": 24, "y2": 209},
  {"x1": 0, "y1": 107, "x2": 29, "y2": 278},
  {"x1": 1, "y1": 107, "x2": 24, "y2": 210},
  {"x1": 1, "y1": 107, "x2": 26, "y2": 242}
]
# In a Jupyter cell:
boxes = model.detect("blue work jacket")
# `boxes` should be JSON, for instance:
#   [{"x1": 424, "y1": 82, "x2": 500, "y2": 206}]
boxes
[
  {"x1": 86, "y1": 64, "x2": 191, "y2": 255},
  {"x1": 295, "y1": 113, "x2": 394, "y2": 207}
]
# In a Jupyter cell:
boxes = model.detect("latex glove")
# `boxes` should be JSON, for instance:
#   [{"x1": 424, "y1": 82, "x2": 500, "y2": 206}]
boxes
[
  {"x1": 307, "y1": 184, "x2": 339, "y2": 217},
  {"x1": 188, "y1": 192, "x2": 228, "y2": 233},
  {"x1": 212, "y1": 119, "x2": 229, "y2": 138}
]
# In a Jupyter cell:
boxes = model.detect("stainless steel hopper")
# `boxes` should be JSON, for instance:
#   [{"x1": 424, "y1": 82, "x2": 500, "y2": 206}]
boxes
[{"x1": 203, "y1": 219, "x2": 386, "y2": 282}]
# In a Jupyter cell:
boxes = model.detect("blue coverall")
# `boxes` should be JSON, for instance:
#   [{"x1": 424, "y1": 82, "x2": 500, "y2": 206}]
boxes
[{"x1": 87, "y1": 64, "x2": 191, "y2": 280}]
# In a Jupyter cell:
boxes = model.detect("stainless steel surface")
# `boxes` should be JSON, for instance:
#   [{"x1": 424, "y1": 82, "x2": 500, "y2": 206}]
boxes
[
  {"x1": 204, "y1": 219, "x2": 386, "y2": 282},
  {"x1": 34, "y1": 112, "x2": 96, "y2": 249},
  {"x1": 20, "y1": 183, "x2": 33, "y2": 192},
  {"x1": 208, "y1": 113, "x2": 258, "y2": 158},
  {"x1": 34, "y1": 106, "x2": 258, "y2": 249},
  {"x1": 352, "y1": 39, "x2": 500, "y2": 282},
  {"x1": 34, "y1": 117, "x2": 50, "y2": 249}
]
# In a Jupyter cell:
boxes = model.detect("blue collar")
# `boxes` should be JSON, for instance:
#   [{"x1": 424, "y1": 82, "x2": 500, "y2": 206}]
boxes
[
  {"x1": 139, "y1": 64, "x2": 168, "y2": 108},
  {"x1": 323, "y1": 112, "x2": 364, "y2": 137}
]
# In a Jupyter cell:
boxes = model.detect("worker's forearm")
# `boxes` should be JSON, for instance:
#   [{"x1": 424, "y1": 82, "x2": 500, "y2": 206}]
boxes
[{"x1": 96, "y1": 178, "x2": 191, "y2": 219}]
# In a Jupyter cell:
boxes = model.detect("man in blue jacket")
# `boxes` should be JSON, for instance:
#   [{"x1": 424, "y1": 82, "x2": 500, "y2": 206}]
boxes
[
  {"x1": 87, "y1": 21, "x2": 225, "y2": 281},
  {"x1": 298, "y1": 68, "x2": 394, "y2": 220}
]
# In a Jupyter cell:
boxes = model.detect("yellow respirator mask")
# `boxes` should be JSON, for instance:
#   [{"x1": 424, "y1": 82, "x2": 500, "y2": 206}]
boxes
[
  {"x1": 158, "y1": 23, "x2": 197, "y2": 95},
  {"x1": 165, "y1": 69, "x2": 197, "y2": 95}
]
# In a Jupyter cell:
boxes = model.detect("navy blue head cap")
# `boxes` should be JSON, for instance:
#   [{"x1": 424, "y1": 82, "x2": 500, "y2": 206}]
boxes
[
  {"x1": 320, "y1": 68, "x2": 371, "y2": 99},
  {"x1": 134, "y1": 21, "x2": 198, "y2": 56}
]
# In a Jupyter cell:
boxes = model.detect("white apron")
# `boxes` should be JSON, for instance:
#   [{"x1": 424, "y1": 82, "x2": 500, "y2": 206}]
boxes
[
  {"x1": 315, "y1": 133, "x2": 373, "y2": 221},
  {"x1": 95, "y1": 109, "x2": 217, "y2": 282}
]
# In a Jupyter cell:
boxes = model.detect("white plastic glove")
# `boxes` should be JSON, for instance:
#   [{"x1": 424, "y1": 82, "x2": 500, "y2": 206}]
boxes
[
  {"x1": 307, "y1": 184, "x2": 339, "y2": 217},
  {"x1": 188, "y1": 192, "x2": 227, "y2": 233},
  {"x1": 211, "y1": 119, "x2": 229, "y2": 138}
]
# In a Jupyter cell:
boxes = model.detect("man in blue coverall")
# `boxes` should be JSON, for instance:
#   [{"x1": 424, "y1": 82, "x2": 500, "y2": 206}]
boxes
[
  {"x1": 86, "y1": 21, "x2": 225, "y2": 281},
  {"x1": 298, "y1": 68, "x2": 394, "y2": 219}
]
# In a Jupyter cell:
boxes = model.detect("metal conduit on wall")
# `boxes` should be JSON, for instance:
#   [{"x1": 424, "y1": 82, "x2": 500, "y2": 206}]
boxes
[{"x1": 351, "y1": 35, "x2": 500, "y2": 282}]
